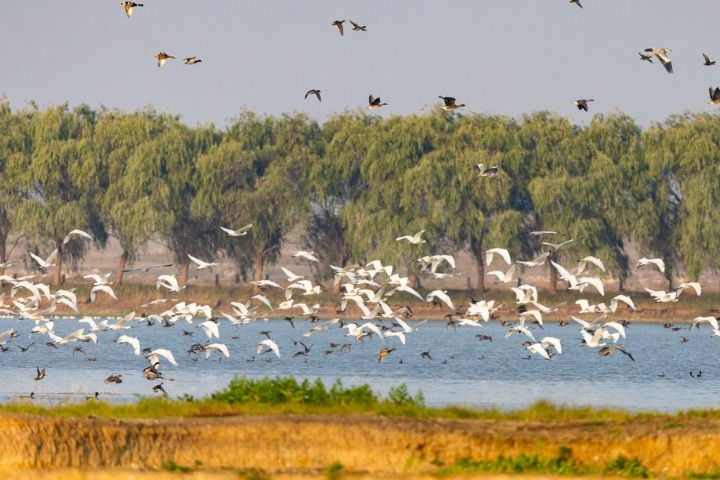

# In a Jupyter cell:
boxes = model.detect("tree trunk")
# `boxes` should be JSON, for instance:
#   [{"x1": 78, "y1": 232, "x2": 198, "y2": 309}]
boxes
[
  {"x1": 179, "y1": 260, "x2": 190, "y2": 286},
  {"x1": 470, "y1": 237, "x2": 486, "y2": 294},
  {"x1": 475, "y1": 256, "x2": 486, "y2": 293},
  {"x1": 253, "y1": 250, "x2": 265, "y2": 294},
  {"x1": 52, "y1": 240, "x2": 63, "y2": 286},
  {"x1": 0, "y1": 235, "x2": 6, "y2": 278},
  {"x1": 115, "y1": 250, "x2": 129, "y2": 285}
]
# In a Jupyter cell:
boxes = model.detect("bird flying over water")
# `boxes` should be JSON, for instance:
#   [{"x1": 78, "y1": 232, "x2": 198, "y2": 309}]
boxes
[
  {"x1": 184, "y1": 57, "x2": 202, "y2": 65},
  {"x1": 703, "y1": 53, "x2": 716, "y2": 66},
  {"x1": 570, "y1": 0, "x2": 583, "y2": 8}
]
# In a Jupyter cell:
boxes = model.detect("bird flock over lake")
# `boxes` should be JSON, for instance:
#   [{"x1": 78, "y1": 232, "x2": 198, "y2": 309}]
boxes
[
  {"x1": 0, "y1": 218, "x2": 717, "y2": 402},
  {"x1": 2, "y1": 2, "x2": 719, "y2": 402}
]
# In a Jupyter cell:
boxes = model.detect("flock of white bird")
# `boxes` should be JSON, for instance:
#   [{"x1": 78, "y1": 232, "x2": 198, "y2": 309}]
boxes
[{"x1": 0, "y1": 223, "x2": 715, "y2": 400}]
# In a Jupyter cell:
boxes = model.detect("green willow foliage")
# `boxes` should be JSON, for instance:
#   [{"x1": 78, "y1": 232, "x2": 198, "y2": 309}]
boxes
[{"x1": 0, "y1": 100, "x2": 718, "y2": 287}]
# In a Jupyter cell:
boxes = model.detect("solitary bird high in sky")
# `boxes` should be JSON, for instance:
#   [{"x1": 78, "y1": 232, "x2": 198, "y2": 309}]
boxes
[
  {"x1": 305, "y1": 89, "x2": 322, "y2": 102},
  {"x1": 120, "y1": 2, "x2": 143, "y2": 18}
]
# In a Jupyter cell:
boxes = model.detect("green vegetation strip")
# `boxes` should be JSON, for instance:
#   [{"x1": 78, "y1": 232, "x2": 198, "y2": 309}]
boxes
[{"x1": 1, "y1": 375, "x2": 716, "y2": 421}]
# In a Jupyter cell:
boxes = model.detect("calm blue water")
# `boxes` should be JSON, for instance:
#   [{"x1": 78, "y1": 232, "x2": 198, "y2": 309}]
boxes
[{"x1": 0, "y1": 317, "x2": 717, "y2": 412}]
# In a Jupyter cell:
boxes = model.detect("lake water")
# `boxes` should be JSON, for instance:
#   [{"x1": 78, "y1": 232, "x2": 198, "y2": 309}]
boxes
[{"x1": 0, "y1": 316, "x2": 717, "y2": 412}]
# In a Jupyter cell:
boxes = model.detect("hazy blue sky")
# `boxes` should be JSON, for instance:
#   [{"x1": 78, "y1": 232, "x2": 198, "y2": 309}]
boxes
[{"x1": 1, "y1": 1, "x2": 718, "y2": 127}]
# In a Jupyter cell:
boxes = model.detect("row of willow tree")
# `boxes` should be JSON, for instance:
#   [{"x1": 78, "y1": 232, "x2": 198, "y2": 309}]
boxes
[{"x1": 0, "y1": 101, "x2": 718, "y2": 291}]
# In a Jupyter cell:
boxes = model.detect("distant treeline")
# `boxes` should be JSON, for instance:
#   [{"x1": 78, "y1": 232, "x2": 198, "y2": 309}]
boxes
[{"x1": 0, "y1": 101, "x2": 717, "y2": 289}]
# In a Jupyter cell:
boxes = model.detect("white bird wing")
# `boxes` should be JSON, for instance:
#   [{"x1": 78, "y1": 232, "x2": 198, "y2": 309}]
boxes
[
  {"x1": 578, "y1": 276, "x2": 604, "y2": 296},
  {"x1": 527, "y1": 343, "x2": 551, "y2": 360},
  {"x1": 29, "y1": 252, "x2": 48, "y2": 268},
  {"x1": 147, "y1": 348, "x2": 178, "y2": 366},
  {"x1": 394, "y1": 284, "x2": 425, "y2": 302},
  {"x1": 205, "y1": 343, "x2": 230, "y2": 358},
  {"x1": 603, "y1": 321, "x2": 626, "y2": 339},
  {"x1": 384, "y1": 331, "x2": 406, "y2": 345},
  {"x1": 693, "y1": 316, "x2": 719, "y2": 330},
  {"x1": 610, "y1": 295, "x2": 636, "y2": 312},
  {"x1": 581, "y1": 255, "x2": 606, "y2": 273},
  {"x1": 281, "y1": 266, "x2": 303, "y2": 281},
  {"x1": 360, "y1": 322, "x2": 383, "y2": 339},
  {"x1": 438, "y1": 254, "x2": 456, "y2": 269},
  {"x1": 680, "y1": 282, "x2": 702, "y2": 296},
  {"x1": 117, "y1": 335, "x2": 141, "y2": 355},
  {"x1": 257, "y1": 339, "x2": 280, "y2": 358},
  {"x1": 541, "y1": 336, "x2": 562, "y2": 354},
  {"x1": 91, "y1": 284, "x2": 117, "y2": 301},
  {"x1": 427, "y1": 290, "x2": 454, "y2": 310},
  {"x1": 485, "y1": 247, "x2": 511, "y2": 266},
  {"x1": 551, "y1": 261, "x2": 574, "y2": 283},
  {"x1": 199, "y1": 321, "x2": 220, "y2": 339},
  {"x1": 251, "y1": 294, "x2": 273, "y2": 310},
  {"x1": 187, "y1": 254, "x2": 211, "y2": 268},
  {"x1": 63, "y1": 229, "x2": 93, "y2": 244},
  {"x1": 571, "y1": 315, "x2": 591, "y2": 328},
  {"x1": 520, "y1": 309, "x2": 543, "y2": 325}
]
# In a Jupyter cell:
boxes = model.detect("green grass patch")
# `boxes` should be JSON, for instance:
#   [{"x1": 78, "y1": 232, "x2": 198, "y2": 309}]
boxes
[
  {"x1": 685, "y1": 472, "x2": 720, "y2": 479},
  {"x1": 435, "y1": 449, "x2": 654, "y2": 478},
  {"x1": 604, "y1": 455, "x2": 652, "y2": 478},
  {"x1": 435, "y1": 447, "x2": 585, "y2": 476}
]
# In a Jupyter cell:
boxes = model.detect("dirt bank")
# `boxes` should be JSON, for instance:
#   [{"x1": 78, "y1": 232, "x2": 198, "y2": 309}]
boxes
[{"x1": 1, "y1": 413, "x2": 718, "y2": 478}]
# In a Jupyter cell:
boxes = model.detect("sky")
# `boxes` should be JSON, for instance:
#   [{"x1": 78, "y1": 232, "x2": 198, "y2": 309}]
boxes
[{"x1": 1, "y1": 1, "x2": 718, "y2": 128}]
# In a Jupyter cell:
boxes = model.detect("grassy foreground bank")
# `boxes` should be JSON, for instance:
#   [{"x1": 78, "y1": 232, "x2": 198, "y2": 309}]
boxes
[{"x1": 2, "y1": 377, "x2": 720, "y2": 478}]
